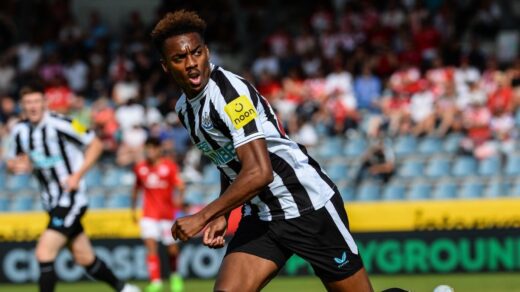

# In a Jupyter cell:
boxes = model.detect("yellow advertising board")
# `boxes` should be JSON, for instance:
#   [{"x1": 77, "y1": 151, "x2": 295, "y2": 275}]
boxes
[
  {"x1": 1, "y1": 198, "x2": 520, "y2": 241},
  {"x1": 0, "y1": 210, "x2": 140, "y2": 241},
  {"x1": 347, "y1": 198, "x2": 520, "y2": 232}
]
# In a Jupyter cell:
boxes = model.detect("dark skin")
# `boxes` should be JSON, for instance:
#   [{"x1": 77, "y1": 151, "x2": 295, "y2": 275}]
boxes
[
  {"x1": 160, "y1": 31, "x2": 373, "y2": 292},
  {"x1": 160, "y1": 32, "x2": 274, "y2": 242}
]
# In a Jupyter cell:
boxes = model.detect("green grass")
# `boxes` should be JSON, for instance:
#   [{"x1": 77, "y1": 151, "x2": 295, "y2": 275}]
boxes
[{"x1": 1, "y1": 273, "x2": 520, "y2": 292}]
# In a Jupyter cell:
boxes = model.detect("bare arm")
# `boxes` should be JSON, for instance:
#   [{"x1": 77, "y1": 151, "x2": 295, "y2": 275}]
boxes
[
  {"x1": 172, "y1": 139, "x2": 273, "y2": 241},
  {"x1": 64, "y1": 136, "x2": 103, "y2": 192},
  {"x1": 76, "y1": 137, "x2": 104, "y2": 179},
  {"x1": 198, "y1": 139, "x2": 273, "y2": 224}
]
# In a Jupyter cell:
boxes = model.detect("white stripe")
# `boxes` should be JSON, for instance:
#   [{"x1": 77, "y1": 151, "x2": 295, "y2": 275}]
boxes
[
  {"x1": 250, "y1": 196, "x2": 272, "y2": 221},
  {"x1": 64, "y1": 195, "x2": 84, "y2": 227},
  {"x1": 324, "y1": 200, "x2": 359, "y2": 255},
  {"x1": 268, "y1": 174, "x2": 300, "y2": 219}
]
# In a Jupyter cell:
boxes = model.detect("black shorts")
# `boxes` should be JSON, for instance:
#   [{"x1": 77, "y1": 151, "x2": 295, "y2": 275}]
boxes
[
  {"x1": 225, "y1": 193, "x2": 364, "y2": 282},
  {"x1": 47, "y1": 205, "x2": 87, "y2": 239}
]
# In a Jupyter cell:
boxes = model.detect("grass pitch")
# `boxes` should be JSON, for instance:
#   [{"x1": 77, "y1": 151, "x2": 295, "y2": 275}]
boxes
[{"x1": 0, "y1": 273, "x2": 519, "y2": 292}]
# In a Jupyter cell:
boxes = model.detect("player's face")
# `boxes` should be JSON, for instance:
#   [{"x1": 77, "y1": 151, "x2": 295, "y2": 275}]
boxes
[
  {"x1": 145, "y1": 145, "x2": 162, "y2": 161},
  {"x1": 161, "y1": 32, "x2": 211, "y2": 99},
  {"x1": 21, "y1": 92, "x2": 46, "y2": 124}
]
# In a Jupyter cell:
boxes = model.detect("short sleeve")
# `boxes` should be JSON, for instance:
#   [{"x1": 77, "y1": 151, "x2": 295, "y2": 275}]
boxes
[
  {"x1": 211, "y1": 69, "x2": 265, "y2": 149},
  {"x1": 5, "y1": 125, "x2": 24, "y2": 160},
  {"x1": 52, "y1": 117, "x2": 95, "y2": 147}
]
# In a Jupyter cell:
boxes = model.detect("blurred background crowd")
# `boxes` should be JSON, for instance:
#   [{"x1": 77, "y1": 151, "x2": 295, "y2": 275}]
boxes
[{"x1": 1, "y1": 0, "x2": 520, "y2": 207}]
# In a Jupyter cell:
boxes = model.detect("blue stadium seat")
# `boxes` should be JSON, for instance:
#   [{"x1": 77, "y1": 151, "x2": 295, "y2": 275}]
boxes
[
  {"x1": 452, "y1": 156, "x2": 477, "y2": 177},
  {"x1": 10, "y1": 195, "x2": 33, "y2": 212},
  {"x1": 202, "y1": 166, "x2": 220, "y2": 185},
  {"x1": 344, "y1": 137, "x2": 367, "y2": 157},
  {"x1": 106, "y1": 193, "x2": 131, "y2": 209},
  {"x1": 418, "y1": 136, "x2": 442, "y2": 155},
  {"x1": 398, "y1": 159, "x2": 424, "y2": 178},
  {"x1": 443, "y1": 133, "x2": 463, "y2": 153},
  {"x1": 459, "y1": 179, "x2": 484, "y2": 198},
  {"x1": 425, "y1": 157, "x2": 451, "y2": 178},
  {"x1": 185, "y1": 186, "x2": 205, "y2": 204},
  {"x1": 356, "y1": 183, "x2": 381, "y2": 201},
  {"x1": 340, "y1": 185, "x2": 355, "y2": 201},
  {"x1": 89, "y1": 193, "x2": 106, "y2": 209},
  {"x1": 326, "y1": 163, "x2": 349, "y2": 181},
  {"x1": 510, "y1": 182, "x2": 520, "y2": 197},
  {"x1": 317, "y1": 137, "x2": 343, "y2": 159},
  {"x1": 408, "y1": 181, "x2": 432, "y2": 200},
  {"x1": 102, "y1": 168, "x2": 125, "y2": 188},
  {"x1": 0, "y1": 197, "x2": 9, "y2": 211},
  {"x1": 6, "y1": 174, "x2": 31, "y2": 191},
  {"x1": 515, "y1": 109, "x2": 520, "y2": 126},
  {"x1": 483, "y1": 179, "x2": 509, "y2": 198},
  {"x1": 382, "y1": 183, "x2": 406, "y2": 201},
  {"x1": 85, "y1": 167, "x2": 102, "y2": 188},
  {"x1": 478, "y1": 156, "x2": 501, "y2": 176},
  {"x1": 0, "y1": 171, "x2": 7, "y2": 189},
  {"x1": 432, "y1": 180, "x2": 458, "y2": 199},
  {"x1": 394, "y1": 135, "x2": 417, "y2": 157},
  {"x1": 505, "y1": 154, "x2": 520, "y2": 176},
  {"x1": 203, "y1": 186, "x2": 221, "y2": 204}
]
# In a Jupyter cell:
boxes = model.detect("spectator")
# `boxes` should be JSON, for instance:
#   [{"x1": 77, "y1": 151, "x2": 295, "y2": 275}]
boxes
[
  {"x1": 354, "y1": 63, "x2": 382, "y2": 112},
  {"x1": 45, "y1": 75, "x2": 73, "y2": 114},
  {"x1": 0, "y1": 58, "x2": 15, "y2": 94},
  {"x1": 112, "y1": 72, "x2": 140, "y2": 106},
  {"x1": 354, "y1": 137, "x2": 395, "y2": 185},
  {"x1": 251, "y1": 45, "x2": 279, "y2": 79},
  {"x1": 63, "y1": 52, "x2": 89, "y2": 94}
]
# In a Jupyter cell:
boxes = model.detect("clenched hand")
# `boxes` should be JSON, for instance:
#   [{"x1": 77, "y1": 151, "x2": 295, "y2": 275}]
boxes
[{"x1": 171, "y1": 213, "x2": 206, "y2": 241}]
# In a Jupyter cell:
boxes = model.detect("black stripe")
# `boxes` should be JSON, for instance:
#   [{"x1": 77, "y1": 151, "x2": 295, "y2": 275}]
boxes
[
  {"x1": 243, "y1": 117, "x2": 258, "y2": 136},
  {"x1": 197, "y1": 98, "x2": 242, "y2": 174},
  {"x1": 257, "y1": 187, "x2": 285, "y2": 219},
  {"x1": 238, "y1": 77, "x2": 286, "y2": 139},
  {"x1": 50, "y1": 113, "x2": 73, "y2": 123},
  {"x1": 185, "y1": 102, "x2": 200, "y2": 144},
  {"x1": 210, "y1": 69, "x2": 239, "y2": 103},
  {"x1": 28, "y1": 126, "x2": 51, "y2": 204},
  {"x1": 245, "y1": 201, "x2": 260, "y2": 218},
  {"x1": 15, "y1": 132, "x2": 23, "y2": 154},
  {"x1": 217, "y1": 166, "x2": 232, "y2": 183},
  {"x1": 42, "y1": 126, "x2": 64, "y2": 204},
  {"x1": 28, "y1": 126, "x2": 34, "y2": 150},
  {"x1": 177, "y1": 111, "x2": 188, "y2": 129},
  {"x1": 236, "y1": 77, "x2": 259, "y2": 107},
  {"x1": 56, "y1": 129, "x2": 83, "y2": 147},
  {"x1": 57, "y1": 132, "x2": 72, "y2": 174},
  {"x1": 297, "y1": 144, "x2": 337, "y2": 190},
  {"x1": 211, "y1": 69, "x2": 259, "y2": 137},
  {"x1": 269, "y1": 152, "x2": 314, "y2": 214},
  {"x1": 209, "y1": 100, "x2": 232, "y2": 140}
]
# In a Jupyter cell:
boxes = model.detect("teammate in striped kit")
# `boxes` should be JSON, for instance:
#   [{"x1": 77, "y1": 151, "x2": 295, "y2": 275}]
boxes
[
  {"x1": 152, "y1": 11, "x2": 373, "y2": 291},
  {"x1": 6, "y1": 85, "x2": 139, "y2": 292}
]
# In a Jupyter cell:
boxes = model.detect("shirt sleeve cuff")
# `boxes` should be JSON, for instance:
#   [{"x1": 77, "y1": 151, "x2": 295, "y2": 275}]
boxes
[{"x1": 233, "y1": 133, "x2": 266, "y2": 149}]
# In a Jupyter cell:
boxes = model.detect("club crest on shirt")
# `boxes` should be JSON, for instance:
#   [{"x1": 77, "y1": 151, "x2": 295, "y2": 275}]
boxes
[
  {"x1": 224, "y1": 95, "x2": 257, "y2": 129},
  {"x1": 201, "y1": 113, "x2": 213, "y2": 130}
]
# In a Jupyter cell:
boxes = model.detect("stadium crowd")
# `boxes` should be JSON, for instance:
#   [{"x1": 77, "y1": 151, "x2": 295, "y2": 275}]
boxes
[{"x1": 0, "y1": 0, "x2": 519, "y2": 184}]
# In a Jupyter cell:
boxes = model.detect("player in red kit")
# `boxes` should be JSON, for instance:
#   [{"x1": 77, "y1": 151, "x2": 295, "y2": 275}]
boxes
[{"x1": 131, "y1": 137, "x2": 186, "y2": 292}]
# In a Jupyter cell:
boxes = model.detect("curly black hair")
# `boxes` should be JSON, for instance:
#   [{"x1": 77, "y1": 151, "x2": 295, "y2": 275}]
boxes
[{"x1": 151, "y1": 10, "x2": 207, "y2": 52}]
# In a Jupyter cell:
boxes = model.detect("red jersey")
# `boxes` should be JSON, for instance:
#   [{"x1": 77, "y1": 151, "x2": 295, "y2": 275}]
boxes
[{"x1": 134, "y1": 158, "x2": 182, "y2": 220}]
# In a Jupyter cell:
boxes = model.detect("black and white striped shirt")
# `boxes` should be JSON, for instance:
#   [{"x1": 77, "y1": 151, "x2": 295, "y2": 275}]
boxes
[
  {"x1": 176, "y1": 64, "x2": 337, "y2": 221},
  {"x1": 7, "y1": 112, "x2": 95, "y2": 211}
]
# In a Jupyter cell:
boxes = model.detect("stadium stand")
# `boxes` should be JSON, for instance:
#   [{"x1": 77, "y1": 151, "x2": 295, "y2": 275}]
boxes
[{"x1": 0, "y1": 0, "x2": 519, "y2": 210}]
